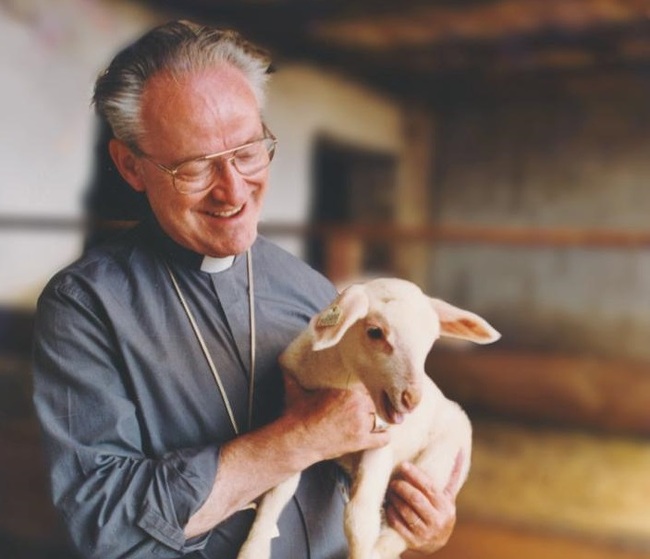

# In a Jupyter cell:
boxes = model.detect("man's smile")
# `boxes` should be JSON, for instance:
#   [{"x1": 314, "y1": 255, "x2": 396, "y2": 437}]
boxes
[{"x1": 203, "y1": 204, "x2": 245, "y2": 219}]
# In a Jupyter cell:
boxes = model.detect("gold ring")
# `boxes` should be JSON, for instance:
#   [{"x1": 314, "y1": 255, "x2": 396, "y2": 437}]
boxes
[{"x1": 370, "y1": 412, "x2": 389, "y2": 433}]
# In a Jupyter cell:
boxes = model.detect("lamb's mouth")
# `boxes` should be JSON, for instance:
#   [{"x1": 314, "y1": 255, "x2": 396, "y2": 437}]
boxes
[{"x1": 380, "y1": 391, "x2": 405, "y2": 425}]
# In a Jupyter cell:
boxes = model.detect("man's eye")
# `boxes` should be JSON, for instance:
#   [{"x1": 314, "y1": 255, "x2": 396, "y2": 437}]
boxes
[
  {"x1": 235, "y1": 147, "x2": 260, "y2": 162},
  {"x1": 178, "y1": 162, "x2": 212, "y2": 180}
]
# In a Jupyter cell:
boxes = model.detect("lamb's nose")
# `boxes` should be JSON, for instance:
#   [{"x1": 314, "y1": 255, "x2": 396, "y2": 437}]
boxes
[{"x1": 401, "y1": 387, "x2": 421, "y2": 411}]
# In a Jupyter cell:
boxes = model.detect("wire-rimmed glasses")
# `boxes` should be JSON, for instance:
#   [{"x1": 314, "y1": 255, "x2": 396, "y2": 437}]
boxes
[{"x1": 138, "y1": 125, "x2": 277, "y2": 195}]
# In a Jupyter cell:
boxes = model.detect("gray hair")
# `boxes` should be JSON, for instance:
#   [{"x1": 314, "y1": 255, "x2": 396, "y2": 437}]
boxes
[{"x1": 93, "y1": 20, "x2": 272, "y2": 151}]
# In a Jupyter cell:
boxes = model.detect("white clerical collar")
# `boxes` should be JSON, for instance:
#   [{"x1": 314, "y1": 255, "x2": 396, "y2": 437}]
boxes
[{"x1": 200, "y1": 254, "x2": 235, "y2": 274}]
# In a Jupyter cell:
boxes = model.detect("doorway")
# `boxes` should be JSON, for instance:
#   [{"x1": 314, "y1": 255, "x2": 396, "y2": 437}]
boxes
[{"x1": 308, "y1": 135, "x2": 398, "y2": 277}]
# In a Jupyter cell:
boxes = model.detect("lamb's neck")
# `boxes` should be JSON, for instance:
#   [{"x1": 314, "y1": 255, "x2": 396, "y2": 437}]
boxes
[{"x1": 294, "y1": 347, "x2": 361, "y2": 391}]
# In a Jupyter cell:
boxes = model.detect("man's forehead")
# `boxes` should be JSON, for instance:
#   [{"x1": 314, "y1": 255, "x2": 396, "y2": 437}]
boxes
[
  {"x1": 141, "y1": 65, "x2": 257, "y2": 113},
  {"x1": 138, "y1": 65, "x2": 261, "y2": 156}
]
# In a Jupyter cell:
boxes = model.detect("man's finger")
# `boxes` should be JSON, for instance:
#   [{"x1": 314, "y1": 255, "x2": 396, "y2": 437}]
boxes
[{"x1": 395, "y1": 462, "x2": 435, "y2": 500}]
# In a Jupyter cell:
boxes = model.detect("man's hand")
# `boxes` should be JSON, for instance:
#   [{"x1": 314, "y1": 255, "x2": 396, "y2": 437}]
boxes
[
  {"x1": 185, "y1": 374, "x2": 389, "y2": 538},
  {"x1": 385, "y1": 451, "x2": 464, "y2": 555},
  {"x1": 282, "y1": 373, "x2": 390, "y2": 462}
]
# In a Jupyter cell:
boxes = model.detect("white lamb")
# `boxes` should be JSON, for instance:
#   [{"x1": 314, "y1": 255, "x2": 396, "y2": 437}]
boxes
[{"x1": 238, "y1": 278, "x2": 500, "y2": 559}]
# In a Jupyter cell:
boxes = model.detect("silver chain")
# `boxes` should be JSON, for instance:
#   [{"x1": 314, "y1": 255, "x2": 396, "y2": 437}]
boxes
[{"x1": 165, "y1": 250, "x2": 256, "y2": 435}]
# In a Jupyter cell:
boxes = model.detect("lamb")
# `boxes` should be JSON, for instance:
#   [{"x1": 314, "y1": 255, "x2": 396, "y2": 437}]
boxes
[{"x1": 237, "y1": 277, "x2": 500, "y2": 559}]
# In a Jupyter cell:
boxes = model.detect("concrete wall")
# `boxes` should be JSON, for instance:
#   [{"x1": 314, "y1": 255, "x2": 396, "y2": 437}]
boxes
[
  {"x1": 0, "y1": 0, "x2": 161, "y2": 307},
  {"x1": 263, "y1": 63, "x2": 403, "y2": 256}
]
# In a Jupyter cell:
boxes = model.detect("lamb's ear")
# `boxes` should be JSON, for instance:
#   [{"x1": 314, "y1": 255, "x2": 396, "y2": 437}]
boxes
[
  {"x1": 311, "y1": 284, "x2": 370, "y2": 351},
  {"x1": 430, "y1": 298, "x2": 501, "y2": 345}
]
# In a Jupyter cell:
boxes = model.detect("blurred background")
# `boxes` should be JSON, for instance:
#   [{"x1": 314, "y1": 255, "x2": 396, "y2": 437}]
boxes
[{"x1": 2, "y1": 0, "x2": 650, "y2": 558}]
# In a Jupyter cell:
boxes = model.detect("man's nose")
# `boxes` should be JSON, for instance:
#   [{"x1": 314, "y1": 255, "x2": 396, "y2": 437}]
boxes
[{"x1": 207, "y1": 158, "x2": 246, "y2": 202}]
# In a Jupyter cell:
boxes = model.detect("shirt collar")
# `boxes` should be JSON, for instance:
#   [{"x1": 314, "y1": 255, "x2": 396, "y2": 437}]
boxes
[
  {"x1": 145, "y1": 217, "x2": 238, "y2": 273},
  {"x1": 200, "y1": 255, "x2": 235, "y2": 273}
]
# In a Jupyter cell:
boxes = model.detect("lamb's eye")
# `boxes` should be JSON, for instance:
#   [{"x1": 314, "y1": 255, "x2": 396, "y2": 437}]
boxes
[{"x1": 366, "y1": 326, "x2": 384, "y2": 340}]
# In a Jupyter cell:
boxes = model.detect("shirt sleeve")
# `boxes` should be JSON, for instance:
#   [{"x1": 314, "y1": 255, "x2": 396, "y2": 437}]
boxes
[{"x1": 32, "y1": 277, "x2": 218, "y2": 559}]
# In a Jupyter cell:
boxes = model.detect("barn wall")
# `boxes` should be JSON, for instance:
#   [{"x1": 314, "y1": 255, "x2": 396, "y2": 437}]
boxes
[{"x1": 429, "y1": 75, "x2": 650, "y2": 360}]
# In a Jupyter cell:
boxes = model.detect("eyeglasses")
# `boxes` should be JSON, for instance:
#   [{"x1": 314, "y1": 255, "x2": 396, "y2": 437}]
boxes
[{"x1": 138, "y1": 125, "x2": 277, "y2": 195}]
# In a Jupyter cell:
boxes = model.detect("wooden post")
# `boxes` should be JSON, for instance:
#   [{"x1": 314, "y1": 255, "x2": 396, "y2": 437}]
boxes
[
  {"x1": 395, "y1": 105, "x2": 435, "y2": 286},
  {"x1": 322, "y1": 232, "x2": 364, "y2": 286}
]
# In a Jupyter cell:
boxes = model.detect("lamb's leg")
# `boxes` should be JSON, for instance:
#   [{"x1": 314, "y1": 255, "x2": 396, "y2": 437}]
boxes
[
  {"x1": 372, "y1": 444, "x2": 460, "y2": 559},
  {"x1": 374, "y1": 426, "x2": 472, "y2": 559},
  {"x1": 372, "y1": 442, "x2": 456, "y2": 559},
  {"x1": 236, "y1": 473, "x2": 301, "y2": 559},
  {"x1": 344, "y1": 447, "x2": 393, "y2": 559},
  {"x1": 373, "y1": 526, "x2": 408, "y2": 559}
]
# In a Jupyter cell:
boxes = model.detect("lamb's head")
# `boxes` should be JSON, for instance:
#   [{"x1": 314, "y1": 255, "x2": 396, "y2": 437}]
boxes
[{"x1": 308, "y1": 278, "x2": 500, "y2": 425}]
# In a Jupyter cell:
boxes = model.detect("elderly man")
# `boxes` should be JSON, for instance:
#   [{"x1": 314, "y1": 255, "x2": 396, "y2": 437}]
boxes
[{"x1": 32, "y1": 20, "x2": 458, "y2": 559}]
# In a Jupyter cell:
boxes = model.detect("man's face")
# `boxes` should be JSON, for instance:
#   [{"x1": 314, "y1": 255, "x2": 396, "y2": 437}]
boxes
[{"x1": 128, "y1": 65, "x2": 269, "y2": 257}]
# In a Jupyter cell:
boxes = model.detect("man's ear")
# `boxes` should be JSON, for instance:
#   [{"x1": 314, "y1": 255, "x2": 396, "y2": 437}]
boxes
[{"x1": 108, "y1": 138, "x2": 147, "y2": 193}]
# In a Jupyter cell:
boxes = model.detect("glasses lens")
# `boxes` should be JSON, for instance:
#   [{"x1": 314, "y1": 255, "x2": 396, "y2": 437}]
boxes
[
  {"x1": 174, "y1": 159, "x2": 216, "y2": 194},
  {"x1": 233, "y1": 138, "x2": 276, "y2": 176},
  {"x1": 172, "y1": 137, "x2": 277, "y2": 194}
]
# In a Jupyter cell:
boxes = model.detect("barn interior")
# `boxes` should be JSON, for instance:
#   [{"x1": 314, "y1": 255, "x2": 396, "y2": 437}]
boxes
[{"x1": 2, "y1": 1, "x2": 650, "y2": 558}]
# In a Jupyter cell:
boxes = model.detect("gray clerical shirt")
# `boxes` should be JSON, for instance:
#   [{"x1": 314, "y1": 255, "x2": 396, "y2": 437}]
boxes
[{"x1": 32, "y1": 219, "x2": 347, "y2": 559}]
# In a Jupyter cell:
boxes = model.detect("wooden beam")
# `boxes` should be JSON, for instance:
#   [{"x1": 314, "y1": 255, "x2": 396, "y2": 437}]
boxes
[
  {"x1": 427, "y1": 349, "x2": 650, "y2": 435},
  {"x1": 260, "y1": 222, "x2": 650, "y2": 249},
  {"x1": 4, "y1": 217, "x2": 650, "y2": 250}
]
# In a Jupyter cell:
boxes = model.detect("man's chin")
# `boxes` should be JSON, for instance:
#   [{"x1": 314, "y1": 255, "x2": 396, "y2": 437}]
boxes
[{"x1": 205, "y1": 231, "x2": 257, "y2": 258}]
